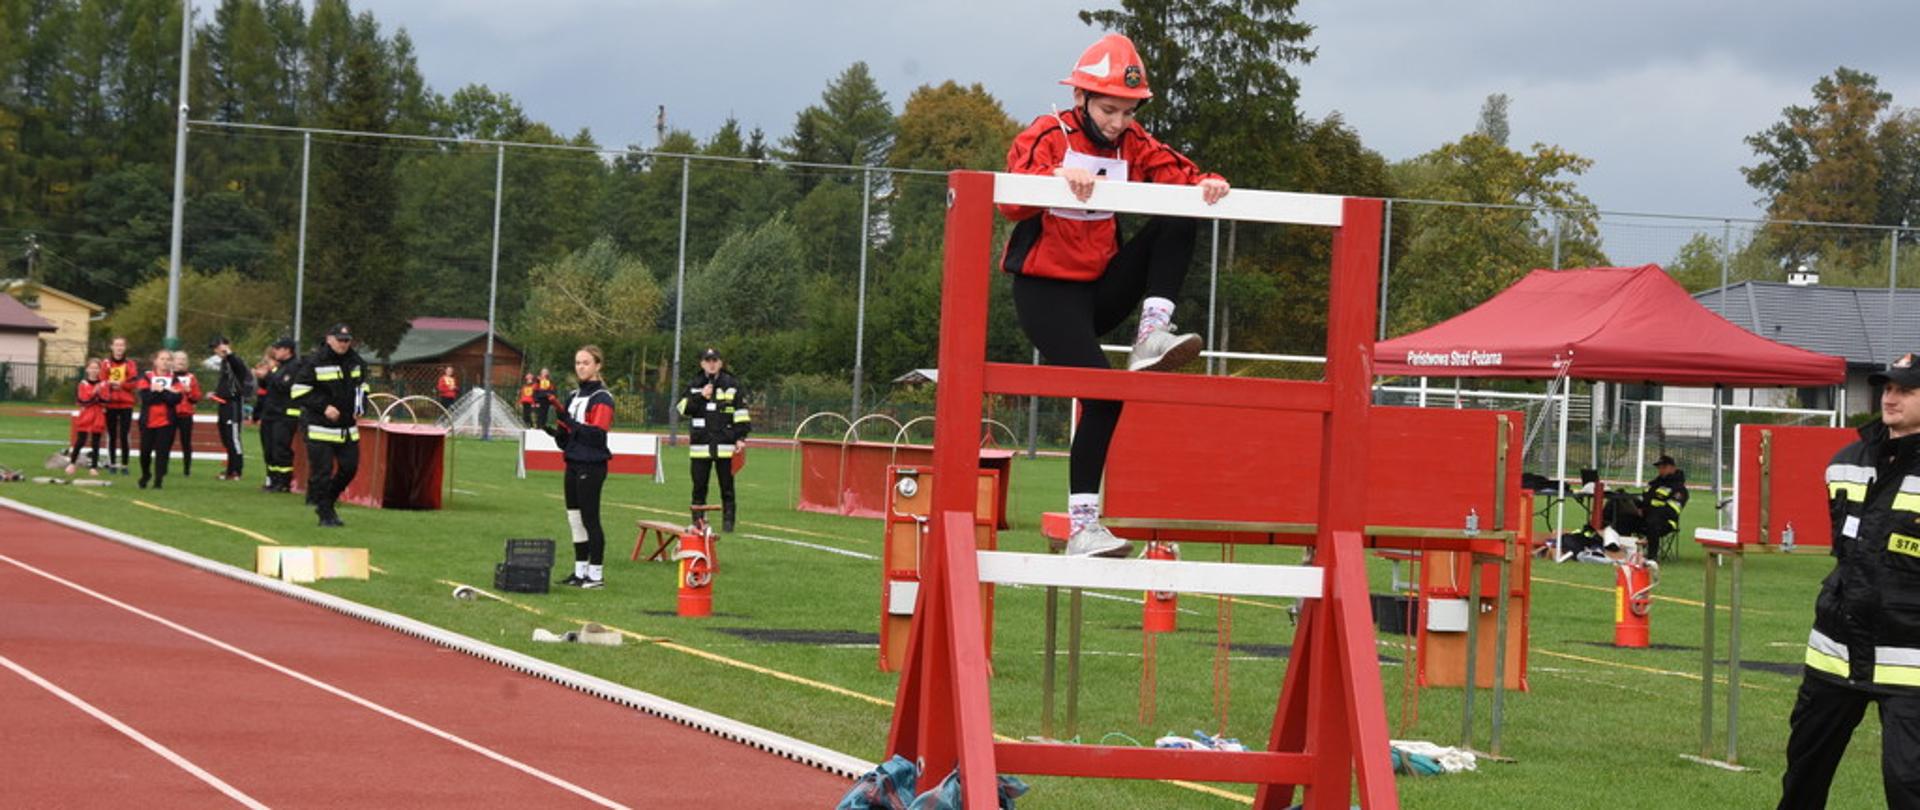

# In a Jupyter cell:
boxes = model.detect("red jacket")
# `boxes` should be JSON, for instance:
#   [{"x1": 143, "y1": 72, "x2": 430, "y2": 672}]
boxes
[
  {"x1": 73, "y1": 380, "x2": 106, "y2": 433},
  {"x1": 437, "y1": 374, "x2": 459, "y2": 400},
  {"x1": 134, "y1": 372, "x2": 177, "y2": 429},
  {"x1": 174, "y1": 372, "x2": 202, "y2": 416},
  {"x1": 101, "y1": 357, "x2": 138, "y2": 409},
  {"x1": 998, "y1": 108, "x2": 1219, "y2": 281}
]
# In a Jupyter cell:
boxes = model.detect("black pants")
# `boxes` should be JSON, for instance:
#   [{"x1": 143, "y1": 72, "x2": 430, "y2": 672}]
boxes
[
  {"x1": 263, "y1": 419, "x2": 295, "y2": 487},
  {"x1": 1011, "y1": 216, "x2": 1197, "y2": 493},
  {"x1": 305, "y1": 437, "x2": 359, "y2": 509},
  {"x1": 522, "y1": 404, "x2": 534, "y2": 426},
  {"x1": 217, "y1": 400, "x2": 244, "y2": 476},
  {"x1": 564, "y1": 462, "x2": 608, "y2": 565},
  {"x1": 690, "y1": 454, "x2": 736, "y2": 511},
  {"x1": 105, "y1": 408, "x2": 132, "y2": 467},
  {"x1": 1779, "y1": 671, "x2": 1920, "y2": 809},
  {"x1": 173, "y1": 415, "x2": 194, "y2": 474},
  {"x1": 534, "y1": 402, "x2": 551, "y2": 430},
  {"x1": 68, "y1": 432, "x2": 100, "y2": 467},
  {"x1": 139, "y1": 424, "x2": 175, "y2": 484}
]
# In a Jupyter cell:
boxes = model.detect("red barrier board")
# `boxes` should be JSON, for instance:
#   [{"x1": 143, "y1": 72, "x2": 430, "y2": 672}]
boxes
[
  {"x1": 1106, "y1": 404, "x2": 1524, "y2": 534},
  {"x1": 1736, "y1": 423, "x2": 1855, "y2": 547},
  {"x1": 796, "y1": 439, "x2": 1013, "y2": 528}
]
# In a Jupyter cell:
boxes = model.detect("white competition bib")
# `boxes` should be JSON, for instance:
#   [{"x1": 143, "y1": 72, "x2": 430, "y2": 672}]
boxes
[{"x1": 1047, "y1": 147, "x2": 1128, "y2": 222}]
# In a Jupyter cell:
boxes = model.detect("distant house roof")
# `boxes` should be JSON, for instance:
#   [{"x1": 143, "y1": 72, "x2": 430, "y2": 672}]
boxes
[
  {"x1": 1693, "y1": 282, "x2": 1920, "y2": 368},
  {"x1": 893, "y1": 368, "x2": 938, "y2": 385},
  {"x1": 0, "y1": 294, "x2": 56, "y2": 333},
  {"x1": 2, "y1": 279, "x2": 104, "y2": 314},
  {"x1": 380, "y1": 317, "x2": 519, "y2": 365}
]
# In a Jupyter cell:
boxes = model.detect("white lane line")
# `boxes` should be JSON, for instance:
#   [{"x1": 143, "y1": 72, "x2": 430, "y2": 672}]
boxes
[
  {"x1": 0, "y1": 652, "x2": 271, "y2": 809},
  {"x1": 734, "y1": 532, "x2": 878, "y2": 560},
  {"x1": 0, "y1": 553, "x2": 632, "y2": 810}
]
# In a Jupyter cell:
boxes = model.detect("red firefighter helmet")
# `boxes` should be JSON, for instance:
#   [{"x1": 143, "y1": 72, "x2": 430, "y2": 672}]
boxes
[{"x1": 1059, "y1": 33, "x2": 1153, "y2": 100}]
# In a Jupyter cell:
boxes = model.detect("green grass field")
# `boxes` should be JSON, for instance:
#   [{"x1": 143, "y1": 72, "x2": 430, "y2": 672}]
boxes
[{"x1": 0, "y1": 409, "x2": 1889, "y2": 807}]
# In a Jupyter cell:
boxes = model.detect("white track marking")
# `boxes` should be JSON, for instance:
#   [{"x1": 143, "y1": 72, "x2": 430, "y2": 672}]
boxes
[
  {"x1": 0, "y1": 652, "x2": 272, "y2": 809},
  {"x1": 0, "y1": 553, "x2": 631, "y2": 810},
  {"x1": 734, "y1": 532, "x2": 878, "y2": 560}
]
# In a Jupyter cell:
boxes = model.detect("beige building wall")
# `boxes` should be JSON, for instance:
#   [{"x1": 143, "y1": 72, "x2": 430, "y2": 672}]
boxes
[{"x1": 5, "y1": 284, "x2": 98, "y2": 372}]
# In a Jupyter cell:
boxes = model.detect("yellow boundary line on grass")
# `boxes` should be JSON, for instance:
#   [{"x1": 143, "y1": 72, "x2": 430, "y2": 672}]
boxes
[
  {"x1": 1532, "y1": 574, "x2": 1773, "y2": 615},
  {"x1": 439, "y1": 579, "x2": 1257, "y2": 805},
  {"x1": 1533, "y1": 648, "x2": 1781, "y2": 693}
]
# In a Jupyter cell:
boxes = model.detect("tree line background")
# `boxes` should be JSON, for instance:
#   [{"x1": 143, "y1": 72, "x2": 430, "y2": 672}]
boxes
[{"x1": 4, "y1": 0, "x2": 1918, "y2": 420}]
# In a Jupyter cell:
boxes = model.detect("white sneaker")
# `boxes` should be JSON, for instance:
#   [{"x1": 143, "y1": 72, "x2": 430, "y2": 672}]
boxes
[
  {"x1": 1065, "y1": 522, "x2": 1131, "y2": 558},
  {"x1": 1127, "y1": 323, "x2": 1203, "y2": 372}
]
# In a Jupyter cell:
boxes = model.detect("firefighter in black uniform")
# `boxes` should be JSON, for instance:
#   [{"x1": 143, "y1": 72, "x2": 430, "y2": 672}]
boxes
[
  {"x1": 291, "y1": 323, "x2": 368, "y2": 527},
  {"x1": 207, "y1": 335, "x2": 254, "y2": 481},
  {"x1": 1780, "y1": 351, "x2": 1920, "y2": 809},
  {"x1": 1639, "y1": 454, "x2": 1689, "y2": 560},
  {"x1": 678, "y1": 347, "x2": 750, "y2": 532},
  {"x1": 257, "y1": 337, "x2": 299, "y2": 493}
]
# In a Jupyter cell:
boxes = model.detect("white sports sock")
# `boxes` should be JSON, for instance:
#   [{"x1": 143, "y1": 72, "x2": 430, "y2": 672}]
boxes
[
  {"x1": 1137, "y1": 297, "x2": 1175, "y2": 342},
  {"x1": 588, "y1": 564, "x2": 603, "y2": 581},
  {"x1": 573, "y1": 561, "x2": 587, "y2": 578},
  {"x1": 1068, "y1": 493, "x2": 1101, "y2": 532}
]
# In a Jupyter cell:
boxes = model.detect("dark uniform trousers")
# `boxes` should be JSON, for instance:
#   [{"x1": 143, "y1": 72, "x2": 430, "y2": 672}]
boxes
[
  {"x1": 690, "y1": 453, "x2": 736, "y2": 514},
  {"x1": 1780, "y1": 672, "x2": 1920, "y2": 809},
  {"x1": 263, "y1": 419, "x2": 297, "y2": 489},
  {"x1": 305, "y1": 435, "x2": 359, "y2": 508},
  {"x1": 216, "y1": 399, "x2": 245, "y2": 475}
]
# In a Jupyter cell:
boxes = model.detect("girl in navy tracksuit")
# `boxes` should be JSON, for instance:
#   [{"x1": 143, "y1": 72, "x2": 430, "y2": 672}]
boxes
[{"x1": 552, "y1": 345, "x2": 615, "y2": 589}]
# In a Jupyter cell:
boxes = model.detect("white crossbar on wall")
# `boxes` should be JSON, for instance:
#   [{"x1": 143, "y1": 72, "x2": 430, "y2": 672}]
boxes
[
  {"x1": 990, "y1": 172, "x2": 1346, "y2": 227},
  {"x1": 975, "y1": 551, "x2": 1324, "y2": 599}
]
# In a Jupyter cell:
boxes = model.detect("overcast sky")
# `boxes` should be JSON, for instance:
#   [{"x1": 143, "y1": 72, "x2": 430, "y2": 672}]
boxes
[{"x1": 338, "y1": 0, "x2": 1918, "y2": 254}]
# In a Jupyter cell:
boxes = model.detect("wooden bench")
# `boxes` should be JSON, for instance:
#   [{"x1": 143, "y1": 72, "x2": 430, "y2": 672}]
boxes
[{"x1": 632, "y1": 520, "x2": 684, "y2": 562}]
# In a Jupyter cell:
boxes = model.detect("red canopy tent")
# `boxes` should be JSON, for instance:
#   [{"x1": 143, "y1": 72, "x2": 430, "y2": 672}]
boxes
[
  {"x1": 1374, "y1": 264, "x2": 1845, "y2": 543},
  {"x1": 1375, "y1": 264, "x2": 1845, "y2": 386}
]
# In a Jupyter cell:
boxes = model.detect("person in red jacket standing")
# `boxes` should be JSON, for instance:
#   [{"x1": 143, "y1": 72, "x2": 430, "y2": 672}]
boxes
[
  {"x1": 435, "y1": 365, "x2": 460, "y2": 413},
  {"x1": 100, "y1": 336, "x2": 138, "y2": 475},
  {"x1": 134, "y1": 350, "x2": 181, "y2": 489},
  {"x1": 170, "y1": 349, "x2": 203, "y2": 476},
  {"x1": 999, "y1": 33, "x2": 1229, "y2": 557},
  {"x1": 518, "y1": 373, "x2": 537, "y2": 426},
  {"x1": 66, "y1": 359, "x2": 107, "y2": 476}
]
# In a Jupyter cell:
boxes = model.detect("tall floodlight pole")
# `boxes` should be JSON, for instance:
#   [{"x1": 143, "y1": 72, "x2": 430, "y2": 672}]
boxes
[
  {"x1": 852, "y1": 168, "x2": 872, "y2": 418},
  {"x1": 293, "y1": 132, "x2": 310, "y2": 348},
  {"x1": 164, "y1": 1, "x2": 193, "y2": 346},
  {"x1": 668, "y1": 157, "x2": 690, "y2": 440},
  {"x1": 482, "y1": 143, "x2": 504, "y2": 440}
]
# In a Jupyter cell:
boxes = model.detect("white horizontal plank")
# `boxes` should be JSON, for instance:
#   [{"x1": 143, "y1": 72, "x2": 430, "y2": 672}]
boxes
[
  {"x1": 991, "y1": 172, "x2": 1345, "y2": 227},
  {"x1": 975, "y1": 551, "x2": 1324, "y2": 599}
]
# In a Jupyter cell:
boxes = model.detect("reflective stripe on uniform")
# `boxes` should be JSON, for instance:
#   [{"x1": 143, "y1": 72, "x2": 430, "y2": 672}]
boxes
[
  {"x1": 733, "y1": 410, "x2": 751, "y2": 423},
  {"x1": 1828, "y1": 463, "x2": 1872, "y2": 501},
  {"x1": 307, "y1": 425, "x2": 359, "y2": 443},
  {"x1": 313, "y1": 364, "x2": 343, "y2": 381},
  {"x1": 691, "y1": 418, "x2": 706, "y2": 428},
  {"x1": 1895, "y1": 475, "x2": 1920, "y2": 512},
  {"x1": 290, "y1": 384, "x2": 312, "y2": 399},
  {"x1": 1878, "y1": 644, "x2": 1920, "y2": 686},
  {"x1": 285, "y1": 408, "x2": 301, "y2": 417},
  {"x1": 716, "y1": 388, "x2": 736, "y2": 402}
]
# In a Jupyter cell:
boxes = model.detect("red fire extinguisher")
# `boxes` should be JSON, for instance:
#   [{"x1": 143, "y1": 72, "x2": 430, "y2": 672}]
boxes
[
  {"x1": 1142, "y1": 541, "x2": 1178, "y2": 634},
  {"x1": 676, "y1": 524, "x2": 715, "y2": 618},
  {"x1": 1613, "y1": 553, "x2": 1658, "y2": 648}
]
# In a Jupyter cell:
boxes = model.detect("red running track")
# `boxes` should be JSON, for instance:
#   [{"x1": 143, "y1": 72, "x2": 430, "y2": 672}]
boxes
[{"x1": 0, "y1": 505, "x2": 855, "y2": 808}]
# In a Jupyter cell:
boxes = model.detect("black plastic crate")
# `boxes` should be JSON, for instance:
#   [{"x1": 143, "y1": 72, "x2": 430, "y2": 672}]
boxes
[
  {"x1": 1370, "y1": 593, "x2": 1417, "y2": 636},
  {"x1": 504, "y1": 538, "x2": 555, "y2": 568},
  {"x1": 495, "y1": 562, "x2": 550, "y2": 594}
]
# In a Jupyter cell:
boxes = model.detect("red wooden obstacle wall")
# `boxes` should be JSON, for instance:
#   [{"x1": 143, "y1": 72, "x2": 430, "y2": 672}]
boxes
[{"x1": 885, "y1": 170, "x2": 1401, "y2": 808}]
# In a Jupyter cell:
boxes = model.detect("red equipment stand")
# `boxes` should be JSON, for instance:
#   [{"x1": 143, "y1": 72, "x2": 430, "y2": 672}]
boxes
[
  {"x1": 292, "y1": 421, "x2": 449, "y2": 509},
  {"x1": 878, "y1": 465, "x2": 1000, "y2": 672},
  {"x1": 888, "y1": 171, "x2": 1401, "y2": 809}
]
